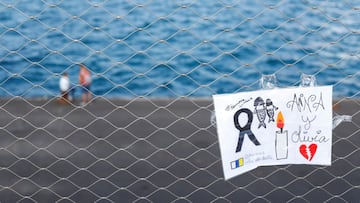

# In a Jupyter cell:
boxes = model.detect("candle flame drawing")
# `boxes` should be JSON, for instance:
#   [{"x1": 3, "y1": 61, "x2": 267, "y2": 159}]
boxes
[
  {"x1": 275, "y1": 111, "x2": 288, "y2": 160},
  {"x1": 276, "y1": 111, "x2": 284, "y2": 133}
]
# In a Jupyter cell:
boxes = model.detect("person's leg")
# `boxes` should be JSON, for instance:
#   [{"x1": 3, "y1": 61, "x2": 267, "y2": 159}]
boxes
[
  {"x1": 87, "y1": 92, "x2": 92, "y2": 102},
  {"x1": 86, "y1": 85, "x2": 92, "y2": 103},
  {"x1": 62, "y1": 91, "x2": 68, "y2": 100},
  {"x1": 82, "y1": 93, "x2": 86, "y2": 104},
  {"x1": 59, "y1": 91, "x2": 69, "y2": 104},
  {"x1": 69, "y1": 86, "x2": 75, "y2": 101},
  {"x1": 81, "y1": 86, "x2": 87, "y2": 105}
]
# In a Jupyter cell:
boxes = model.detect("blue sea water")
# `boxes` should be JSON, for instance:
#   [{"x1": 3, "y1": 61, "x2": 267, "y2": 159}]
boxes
[{"x1": 0, "y1": 0, "x2": 359, "y2": 98}]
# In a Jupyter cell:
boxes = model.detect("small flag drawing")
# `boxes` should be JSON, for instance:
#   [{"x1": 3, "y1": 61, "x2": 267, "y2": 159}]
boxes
[{"x1": 230, "y1": 158, "x2": 244, "y2": 169}]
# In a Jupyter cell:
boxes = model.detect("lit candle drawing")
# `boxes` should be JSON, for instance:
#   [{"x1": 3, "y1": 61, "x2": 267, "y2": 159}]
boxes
[{"x1": 275, "y1": 111, "x2": 288, "y2": 160}]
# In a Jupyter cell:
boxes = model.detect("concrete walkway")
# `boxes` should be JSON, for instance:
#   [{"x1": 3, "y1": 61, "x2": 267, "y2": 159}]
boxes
[{"x1": 0, "y1": 97, "x2": 358, "y2": 202}]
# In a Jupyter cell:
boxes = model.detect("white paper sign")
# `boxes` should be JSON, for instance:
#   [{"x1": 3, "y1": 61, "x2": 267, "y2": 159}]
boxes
[{"x1": 213, "y1": 86, "x2": 332, "y2": 180}]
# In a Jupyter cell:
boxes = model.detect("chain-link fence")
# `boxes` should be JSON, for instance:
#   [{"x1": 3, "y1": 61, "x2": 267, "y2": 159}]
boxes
[{"x1": 0, "y1": 0, "x2": 359, "y2": 202}]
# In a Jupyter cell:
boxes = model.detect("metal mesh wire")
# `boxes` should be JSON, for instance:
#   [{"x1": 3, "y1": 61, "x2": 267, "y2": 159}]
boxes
[{"x1": 0, "y1": 0, "x2": 359, "y2": 202}]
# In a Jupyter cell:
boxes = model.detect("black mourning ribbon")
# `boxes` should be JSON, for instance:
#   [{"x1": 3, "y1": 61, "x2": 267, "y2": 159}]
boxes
[{"x1": 234, "y1": 108, "x2": 261, "y2": 152}]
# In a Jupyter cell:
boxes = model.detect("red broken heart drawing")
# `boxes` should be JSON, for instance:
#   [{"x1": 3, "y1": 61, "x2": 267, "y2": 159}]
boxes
[{"x1": 299, "y1": 144, "x2": 317, "y2": 161}]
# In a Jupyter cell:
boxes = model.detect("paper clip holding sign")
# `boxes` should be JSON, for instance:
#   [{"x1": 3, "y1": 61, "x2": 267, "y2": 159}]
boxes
[
  {"x1": 260, "y1": 74, "x2": 278, "y2": 90},
  {"x1": 299, "y1": 73, "x2": 317, "y2": 87}
]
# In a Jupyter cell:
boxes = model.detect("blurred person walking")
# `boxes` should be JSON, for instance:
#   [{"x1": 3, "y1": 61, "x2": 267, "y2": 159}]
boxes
[
  {"x1": 79, "y1": 64, "x2": 92, "y2": 105},
  {"x1": 59, "y1": 72, "x2": 75, "y2": 103}
]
